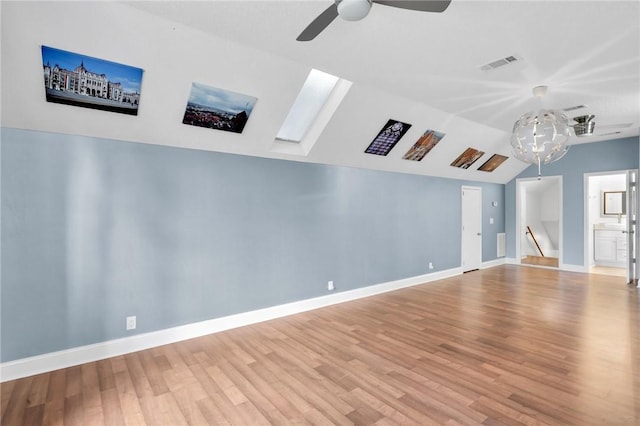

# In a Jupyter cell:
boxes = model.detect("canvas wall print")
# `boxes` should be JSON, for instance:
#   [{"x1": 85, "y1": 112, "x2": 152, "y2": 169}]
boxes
[
  {"x1": 451, "y1": 147, "x2": 485, "y2": 169},
  {"x1": 478, "y1": 154, "x2": 508, "y2": 172},
  {"x1": 364, "y1": 119, "x2": 412, "y2": 156},
  {"x1": 41, "y1": 45, "x2": 143, "y2": 115},
  {"x1": 403, "y1": 129, "x2": 446, "y2": 161},
  {"x1": 182, "y1": 83, "x2": 257, "y2": 134}
]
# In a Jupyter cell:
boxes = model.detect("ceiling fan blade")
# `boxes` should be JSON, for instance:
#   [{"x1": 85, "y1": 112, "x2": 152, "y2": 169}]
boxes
[
  {"x1": 297, "y1": 3, "x2": 339, "y2": 41},
  {"x1": 597, "y1": 123, "x2": 633, "y2": 130},
  {"x1": 372, "y1": 0, "x2": 452, "y2": 13}
]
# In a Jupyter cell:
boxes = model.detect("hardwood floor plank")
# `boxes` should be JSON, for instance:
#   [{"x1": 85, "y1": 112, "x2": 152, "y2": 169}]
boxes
[
  {"x1": 2, "y1": 266, "x2": 639, "y2": 425},
  {"x1": 62, "y1": 393, "x2": 84, "y2": 426},
  {"x1": 22, "y1": 404, "x2": 45, "y2": 426},
  {"x1": 99, "y1": 388, "x2": 124, "y2": 426},
  {"x1": 1, "y1": 376, "x2": 33, "y2": 425},
  {"x1": 1, "y1": 380, "x2": 16, "y2": 416}
]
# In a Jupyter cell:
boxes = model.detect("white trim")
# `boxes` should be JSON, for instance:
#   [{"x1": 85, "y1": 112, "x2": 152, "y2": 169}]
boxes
[
  {"x1": 505, "y1": 257, "x2": 519, "y2": 265},
  {"x1": 559, "y1": 263, "x2": 588, "y2": 273},
  {"x1": 0, "y1": 266, "x2": 461, "y2": 382},
  {"x1": 481, "y1": 258, "x2": 506, "y2": 269}
]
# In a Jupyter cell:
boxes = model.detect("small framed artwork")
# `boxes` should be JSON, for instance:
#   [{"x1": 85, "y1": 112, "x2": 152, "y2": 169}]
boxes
[
  {"x1": 451, "y1": 147, "x2": 485, "y2": 169},
  {"x1": 182, "y1": 82, "x2": 257, "y2": 134},
  {"x1": 365, "y1": 119, "x2": 412, "y2": 156},
  {"x1": 403, "y1": 129, "x2": 446, "y2": 161},
  {"x1": 41, "y1": 45, "x2": 143, "y2": 115},
  {"x1": 478, "y1": 154, "x2": 508, "y2": 172}
]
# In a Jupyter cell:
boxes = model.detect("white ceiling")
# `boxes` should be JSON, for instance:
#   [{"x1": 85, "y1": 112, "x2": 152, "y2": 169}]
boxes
[
  {"x1": 2, "y1": 1, "x2": 639, "y2": 184},
  {"x1": 125, "y1": 0, "x2": 640, "y2": 136}
]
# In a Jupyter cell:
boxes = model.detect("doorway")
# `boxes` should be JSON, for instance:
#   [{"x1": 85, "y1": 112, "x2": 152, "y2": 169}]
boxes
[
  {"x1": 584, "y1": 170, "x2": 637, "y2": 282},
  {"x1": 515, "y1": 176, "x2": 562, "y2": 268}
]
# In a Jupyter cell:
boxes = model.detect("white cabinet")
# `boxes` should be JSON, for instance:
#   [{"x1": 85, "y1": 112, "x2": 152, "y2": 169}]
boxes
[{"x1": 594, "y1": 229, "x2": 627, "y2": 266}]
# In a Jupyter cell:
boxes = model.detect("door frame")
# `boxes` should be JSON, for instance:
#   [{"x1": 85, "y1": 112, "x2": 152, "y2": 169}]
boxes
[
  {"x1": 515, "y1": 176, "x2": 563, "y2": 267},
  {"x1": 583, "y1": 169, "x2": 639, "y2": 282},
  {"x1": 461, "y1": 185, "x2": 482, "y2": 272}
]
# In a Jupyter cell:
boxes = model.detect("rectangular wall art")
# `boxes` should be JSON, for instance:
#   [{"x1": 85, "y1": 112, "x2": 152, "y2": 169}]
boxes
[
  {"x1": 183, "y1": 83, "x2": 257, "y2": 134},
  {"x1": 41, "y1": 45, "x2": 143, "y2": 115},
  {"x1": 403, "y1": 129, "x2": 446, "y2": 161},
  {"x1": 478, "y1": 154, "x2": 508, "y2": 172},
  {"x1": 450, "y1": 147, "x2": 485, "y2": 169},
  {"x1": 364, "y1": 119, "x2": 412, "y2": 156}
]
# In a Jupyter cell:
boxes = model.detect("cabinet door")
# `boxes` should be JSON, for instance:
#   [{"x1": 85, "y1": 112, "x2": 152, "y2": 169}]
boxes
[
  {"x1": 617, "y1": 234, "x2": 628, "y2": 262},
  {"x1": 595, "y1": 237, "x2": 617, "y2": 262}
]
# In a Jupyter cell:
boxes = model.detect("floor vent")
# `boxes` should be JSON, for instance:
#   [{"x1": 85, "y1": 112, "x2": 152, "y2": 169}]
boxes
[{"x1": 497, "y1": 233, "x2": 506, "y2": 258}]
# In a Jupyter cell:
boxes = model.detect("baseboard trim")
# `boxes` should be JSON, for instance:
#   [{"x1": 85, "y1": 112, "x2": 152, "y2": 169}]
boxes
[
  {"x1": 481, "y1": 258, "x2": 506, "y2": 269},
  {"x1": 1, "y1": 267, "x2": 461, "y2": 382},
  {"x1": 505, "y1": 257, "x2": 587, "y2": 274},
  {"x1": 559, "y1": 263, "x2": 587, "y2": 273}
]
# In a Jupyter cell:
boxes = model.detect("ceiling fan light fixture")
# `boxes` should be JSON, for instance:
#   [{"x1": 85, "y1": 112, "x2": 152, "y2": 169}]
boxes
[
  {"x1": 337, "y1": 0, "x2": 372, "y2": 21},
  {"x1": 573, "y1": 114, "x2": 596, "y2": 136}
]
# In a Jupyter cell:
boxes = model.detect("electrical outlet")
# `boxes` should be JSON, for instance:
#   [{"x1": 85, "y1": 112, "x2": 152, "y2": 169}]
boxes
[
  {"x1": 126, "y1": 316, "x2": 136, "y2": 331},
  {"x1": 428, "y1": 262, "x2": 434, "y2": 270},
  {"x1": 327, "y1": 280, "x2": 335, "y2": 291}
]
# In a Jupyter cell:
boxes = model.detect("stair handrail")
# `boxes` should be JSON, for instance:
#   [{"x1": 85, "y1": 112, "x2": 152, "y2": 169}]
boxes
[{"x1": 526, "y1": 226, "x2": 545, "y2": 257}]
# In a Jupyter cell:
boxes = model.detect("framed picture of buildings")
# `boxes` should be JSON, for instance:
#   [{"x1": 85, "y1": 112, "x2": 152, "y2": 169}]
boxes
[
  {"x1": 182, "y1": 83, "x2": 257, "y2": 134},
  {"x1": 450, "y1": 147, "x2": 485, "y2": 169},
  {"x1": 364, "y1": 119, "x2": 412, "y2": 156},
  {"x1": 478, "y1": 154, "x2": 508, "y2": 172},
  {"x1": 403, "y1": 129, "x2": 446, "y2": 161},
  {"x1": 41, "y1": 46, "x2": 143, "y2": 115}
]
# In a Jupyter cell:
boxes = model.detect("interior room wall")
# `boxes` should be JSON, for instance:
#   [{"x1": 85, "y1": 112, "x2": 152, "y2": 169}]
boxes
[
  {"x1": 506, "y1": 137, "x2": 639, "y2": 267},
  {"x1": 1, "y1": 128, "x2": 505, "y2": 363}
]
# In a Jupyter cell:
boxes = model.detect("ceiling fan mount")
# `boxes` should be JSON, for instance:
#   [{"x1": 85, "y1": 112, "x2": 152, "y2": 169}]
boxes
[{"x1": 297, "y1": 0, "x2": 452, "y2": 41}]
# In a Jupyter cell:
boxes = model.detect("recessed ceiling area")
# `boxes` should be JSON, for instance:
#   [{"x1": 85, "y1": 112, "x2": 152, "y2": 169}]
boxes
[{"x1": 1, "y1": 1, "x2": 638, "y2": 185}]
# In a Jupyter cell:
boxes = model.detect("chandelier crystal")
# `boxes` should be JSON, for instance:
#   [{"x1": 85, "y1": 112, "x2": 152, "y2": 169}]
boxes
[{"x1": 510, "y1": 106, "x2": 571, "y2": 178}]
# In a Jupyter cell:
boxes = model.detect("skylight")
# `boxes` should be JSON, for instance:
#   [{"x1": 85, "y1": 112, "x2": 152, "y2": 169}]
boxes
[{"x1": 276, "y1": 69, "x2": 340, "y2": 143}]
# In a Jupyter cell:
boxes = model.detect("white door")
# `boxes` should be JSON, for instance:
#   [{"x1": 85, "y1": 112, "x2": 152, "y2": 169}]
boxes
[
  {"x1": 462, "y1": 186, "x2": 482, "y2": 272},
  {"x1": 626, "y1": 170, "x2": 637, "y2": 285}
]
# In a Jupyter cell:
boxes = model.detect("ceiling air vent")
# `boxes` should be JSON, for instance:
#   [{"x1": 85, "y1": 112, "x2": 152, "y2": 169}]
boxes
[{"x1": 479, "y1": 55, "x2": 519, "y2": 71}]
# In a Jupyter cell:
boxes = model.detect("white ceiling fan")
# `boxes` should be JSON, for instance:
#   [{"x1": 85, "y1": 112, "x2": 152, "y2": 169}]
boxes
[{"x1": 297, "y1": 0, "x2": 451, "y2": 41}]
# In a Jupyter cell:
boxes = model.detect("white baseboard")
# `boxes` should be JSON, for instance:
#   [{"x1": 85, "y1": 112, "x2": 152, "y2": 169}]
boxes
[
  {"x1": 1, "y1": 266, "x2": 461, "y2": 382},
  {"x1": 504, "y1": 257, "x2": 587, "y2": 274},
  {"x1": 481, "y1": 258, "x2": 506, "y2": 269},
  {"x1": 559, "y1": 263, "x2": 587, "y2": 273}
]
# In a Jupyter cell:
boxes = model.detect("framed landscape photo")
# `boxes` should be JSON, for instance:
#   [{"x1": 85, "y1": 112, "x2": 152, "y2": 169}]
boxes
[
  {"x1": 182, "y1": 82, "x2": 257, "y2": 134},
  {"x1": 41, "y1": 45, "x2": 143, "y2": 115},
  {"x1": 364, "y1": 119, "x2": 411, "y2": 156},
  {"x1": 478, "y1": 154, "x2": 508, "y2": 172},
  {"x1": 450, "y1": 147, "x2": 485, "y2": 169},
  {"x1": 403, "y1": 129, "x2": 445, "y2": 161}
]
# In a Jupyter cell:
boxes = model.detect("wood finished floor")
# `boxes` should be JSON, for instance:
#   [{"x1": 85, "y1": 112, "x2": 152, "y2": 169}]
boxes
[{"x1": 2, "y1": 265, "x2": 639, "y2": 425}]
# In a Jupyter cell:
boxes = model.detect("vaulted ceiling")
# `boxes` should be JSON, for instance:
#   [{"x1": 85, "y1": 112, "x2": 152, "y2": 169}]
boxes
[{"x1": 2, "y1": 1, "x2": 639, "y2": 184}]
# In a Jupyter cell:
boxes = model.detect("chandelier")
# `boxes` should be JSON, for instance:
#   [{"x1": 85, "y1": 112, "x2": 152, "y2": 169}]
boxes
[{"x1": 510, "y1": 86, "x2": 571, "y2": 178}]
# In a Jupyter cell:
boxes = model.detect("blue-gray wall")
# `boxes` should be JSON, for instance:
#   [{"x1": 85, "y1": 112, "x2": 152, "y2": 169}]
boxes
[
  {"x1": 1, "y1": 128, "x2": 504, "y2": 362},
  {"x1": 505, "y1": 137, "x2": 639, "y2": 265}
]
